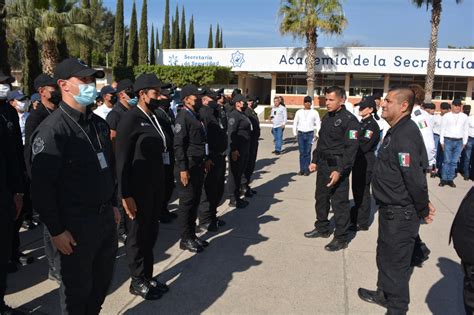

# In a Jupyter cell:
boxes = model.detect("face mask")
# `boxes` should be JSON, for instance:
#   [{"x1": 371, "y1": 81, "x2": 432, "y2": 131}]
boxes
[
  {"x1": 146, "y1": 98, "x2": 160, "y2": 112},
  {"x1": 48, "y1": 90, "x2": 62, "y2": 106},
  {"x1": 208, "y1": 101, "x2": 218, "y2": 110},
  {"x1": 68, "y1": 81, "x2": 97, "y2": 107},
  {"x1": 15, "y1": 100, "x2": 26, "y2": 112},
  {"x1": 127, "y1": 97, "x2": 138, "y2": 107},
  {"x1": 194, "y1": 98, "x2": 203, "y2": 112},
  {"x1": 111, "y1": 95, "x2": 118, "y2": 104},
  {"x1": 0, "y1": 84, "x2": 10, "y2": 99}
]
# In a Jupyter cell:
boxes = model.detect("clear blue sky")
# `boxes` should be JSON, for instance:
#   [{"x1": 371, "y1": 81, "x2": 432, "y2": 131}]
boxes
[{"x1": 102, "y1": 0, "x2": 474, "y2": 48}]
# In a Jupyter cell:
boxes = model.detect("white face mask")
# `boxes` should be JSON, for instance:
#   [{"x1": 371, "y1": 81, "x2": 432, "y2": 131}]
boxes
[
  {"x1": 15, "y1": 100, "x2": 26, "y2": 112},
  {"x1": 0, "y1": 84, "x2": 10, "y2": 99}
]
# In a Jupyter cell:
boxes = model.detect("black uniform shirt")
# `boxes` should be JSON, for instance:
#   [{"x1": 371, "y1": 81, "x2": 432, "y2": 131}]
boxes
[
  {"x1": 199, "y1": 105, "x2": 228, "y2": 158},
  {"x1": 451, "y1": 187, "x2": 474, "y2": 263},
  {"x1": 115, "y1": 106, "x2": 165, "y2": 199},
  {"x1": 372, "y1": 115, "x2": 429, "y2": 217},
  {"x1": 245, "y1": 106, "x2": 261, "y2": 139},
  {"x1": 357, "y1": 115, "x2": 381, "y2": 155},
  {"x1": 106, "y1": 101, "x2": 128, "y2": 130},
  {"x1": 154, "y1": 106, "x2": 175, "y2": 155},
  {"x1": 227, "y1": 109, "x2": 252, "y2": 152},
  {"x1": 312, "y1": 107, "x2": 360, "y2": 175},
  {"x1": 218, "y1": 106, "x2": 228, "y2": 131},
  {"x1": 30, "y1": 102, "x2": 116, "y2": 236},
  {"x1": 174, "y1": 108, "x2": 206, "y2": 172}
]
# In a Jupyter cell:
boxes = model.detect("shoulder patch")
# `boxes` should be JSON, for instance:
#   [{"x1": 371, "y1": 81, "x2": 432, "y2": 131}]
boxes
[
  {"x1": 348, "y1": 130, "x2": 358, "y2": 139},
  {"x1": 417, "y1": 120, "x2": 428, "y2": 129},
  {"x1": 334, "y1": 119, "x2": 342, "y2": 127},
  {"x1": 32, "y1": 137, "x2": 45, "y2": 155},
  {"x1": 414, "y1": 109, "x2": 422, "y2": 116},
  {"x1": 228, "y1": 117, "x2": 236, "y2": 126},
  {"x1": 398, "y1": 152, "x2": 411, "y2": 167},
  {"x1": 174, "y1": 123, "x2": 182, "y2": 134},
  {"x1": 364, "y1": 130, "x2": 373, "y2": 139}
]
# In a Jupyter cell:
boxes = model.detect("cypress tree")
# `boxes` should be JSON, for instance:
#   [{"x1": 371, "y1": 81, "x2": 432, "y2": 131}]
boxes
[
  {"x1": 162, "y1": 0, "x2": 170, "y2": 49},
  {"x1": 127, "y1": 1, "x2": 139, "y2": 66},
  {"x1": 174, "y1": 5, "x2": 180, "y2": 48},
  {"x1": 180, "y1": 6, "x2": 186, "y2": 49},
  {"x1": 0, "y1": 0, "x2": 10, "y2": 75},
  {"x1": 170, "y1": 16, "x2": 176, "y2": 49},
  {"x1": 215, "y1": 24, "x2": 219, "y2": 49},
  {"x1": 112, "y1": 0, "x2": 125, "y2": 66},
  {"x1": 156, "y1": 27, "x2": 160, "y2": 50},
  {"x1": 149, "y1": 24, "x2": 155, "y2": 65},
  {"x1": 138, "y1": 0, "x2": 148, "y2": 64},
  {"x1": 220, "y1": 28, "x2": 223, "y2": 48},
  {"x1": 22, "y1": 29, "x2": 42, "y2": 95},
  {"x1": 207, "y1": 25, "x2": 213, "y2": 48},
  {"x1": 187, "y1": 15, "x2": 195, "y2": 49}
]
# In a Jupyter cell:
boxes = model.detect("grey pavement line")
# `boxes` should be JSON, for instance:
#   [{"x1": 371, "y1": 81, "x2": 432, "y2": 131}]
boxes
[
  {"x1": 428, "y1": 189, "x2": 457, "y2": 216},
  {"x1": 343, "y1": 249, "x2": 349, "y2": 315}
]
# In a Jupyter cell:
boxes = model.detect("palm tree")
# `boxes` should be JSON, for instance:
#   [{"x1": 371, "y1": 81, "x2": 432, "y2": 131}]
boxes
[
  {"x1": 279, "y1": 0, "x2": 347, "y2": 98},
  {"x1": 33, "y1": 0, "x2": 93, "y2": 74},
  {"x1": 412, "y1": 0, "x2": 463, "y2": 102}
]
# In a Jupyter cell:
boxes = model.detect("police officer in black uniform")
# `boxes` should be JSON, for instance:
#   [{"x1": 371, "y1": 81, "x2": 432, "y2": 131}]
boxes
[
  {"x1": 106, "y1": 79, "x2": 136, "y2": 244},
  {"x1": 243, "y1": 96, "x2": 260, "y2": 197},
  {"x1": 350, "y1": 96, "x2": 380, "y2": 231},
  {"x1": 198, "y1": 88, "x2": 228, "y2": 232},
  {"x1": 174, "y1": 84, "x2": 209, "y2": 253},
  {"x1": 358, "y1": 87, "x2": 436, "y2": 315},
  {"x1": 23, "y1": 73, "x2": 62, "y2": 282},
  {"x1": 30, "y1": 58, "x2": 120, "y2": 315},
  {"x1": 451, "y1": 187, "x2": 474, "y2": 315},
  {"x1": 304, "y1": 86, "x2": 360, "y2": 251},
  {"x1": 227, "y1": 94, "x2": 253, "y2": 208},
  {"x1": 115, "y1": 73, "x2": 170, "y2": 300},
  {"x1": 154, "y1": 87, "x2": 178, "y2": 223},
  {"x1": 0, "y1": 71, "x2": 25, "y2": 315}
]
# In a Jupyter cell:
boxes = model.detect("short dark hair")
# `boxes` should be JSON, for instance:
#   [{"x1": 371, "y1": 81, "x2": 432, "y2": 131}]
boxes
[
  {"x1": 325, "y1": 86, "x2": 345, "y2": 99},
  {"x1": 388, "y1": 86, "x2": 415, "y2": 112},
  {"x1": 408, "y1": 84, "x2": 425, "y2": 105}
]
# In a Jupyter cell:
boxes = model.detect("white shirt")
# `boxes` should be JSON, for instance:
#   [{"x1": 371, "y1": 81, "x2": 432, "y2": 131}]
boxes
[
  {"x1": 468, "y1": 115, "x2": 474, "y2": 138},
  {"x1": 271, "y1": 105, "x2": 287, "y2": 128},
  {"x1": 292, "y1": 108, "x2": 321, "y2": 136},
  {"x1": 411, "y1": 105, "x2": 436, "y2": 166},
  {"x1": 344, "y1": 101, "x2": 354, "y2": 114},
  {"x1": 93, "y1": 104, "x2": 113, "y2": 120},
  {"x1": 376, "y1": 107, "x2": 390, "y2": 139},
  {"x1": 440, "y1": 111, "x2": 469, "y2": 145},
  {"x1": 18, "y1": 112, "x2": 29, "y2": 145},
  {"x1": 431, "y1": 114, "x2": 442, "y2": 135}
]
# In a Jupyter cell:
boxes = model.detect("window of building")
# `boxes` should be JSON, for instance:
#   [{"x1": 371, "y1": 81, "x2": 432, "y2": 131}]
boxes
[
  {"x1": 349, "y1": 73, "x2": 384, "y2": 97},
  {"x1": 276, "y1": 72, "x2": 344, "y2": 95}
]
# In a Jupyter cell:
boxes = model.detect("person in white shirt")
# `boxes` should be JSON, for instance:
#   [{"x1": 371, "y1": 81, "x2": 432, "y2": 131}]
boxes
[
  {"x1": 439, "y1": 99, "x2": 469, "y2": 187},
  {"x1": 409, "y1": 84, "x2": 436, "y2": 168},
  {"x1": 93, "y1": 85, "x2": 116, "y2": 120},
  {"x1": 271, "y1": 96, "x2": 287, "y2": 154},
  {"x1": 292, "y1": 96, "x2": 321, "y2": 175},
  {"x1": 433, "y1": 102, "x2": 451, "y2": 174},
  {"x1": 6, "y1": 90, "x2": 29, "y2": 144},
  {"x1": 461, "y1": 105, "x2": 474, "y2": 180}
]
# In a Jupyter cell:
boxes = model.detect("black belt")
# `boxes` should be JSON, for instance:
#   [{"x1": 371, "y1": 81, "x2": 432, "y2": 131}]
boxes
[
  {"x1": 379, "y1": 205, "x2": 416, "y2": 220},
  {"x1": 298, "y1": 131, "x2": 314, "y2": 134},
  {"x1": 320, "y1": 153, "x2": 342, "y2": 160},
  {"x1": 444, "y1": 137, "x2": 462, "y2": 141}
]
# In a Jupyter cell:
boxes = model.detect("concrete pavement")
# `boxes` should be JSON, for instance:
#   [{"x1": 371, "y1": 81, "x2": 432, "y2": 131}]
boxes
[{"x1": 5, "y1": 127, "x2": 471, "y2": 314}]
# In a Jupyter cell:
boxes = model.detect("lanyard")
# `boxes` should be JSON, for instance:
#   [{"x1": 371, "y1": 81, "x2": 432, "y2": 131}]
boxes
[
  {"x1": 137, "y1": 105, "x2": 168, "y2": 152},
  {"x1": 185, "y1": 108, "x2": 207, "y2": 138},
  {"x1": 60, "y1": 106, "x2": 103, "y2": 151}
]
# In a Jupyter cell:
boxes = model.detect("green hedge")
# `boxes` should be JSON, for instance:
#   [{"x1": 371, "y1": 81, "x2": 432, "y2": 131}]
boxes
[
  {"x1": 113, "y1": 65, "x2": 232, "y2": 87},
  {"x1": 264, "y1": 107, "x2": 328, "y2": 120}
]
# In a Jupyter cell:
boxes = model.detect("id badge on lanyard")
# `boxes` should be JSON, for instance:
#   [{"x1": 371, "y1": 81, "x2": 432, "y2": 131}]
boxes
[
  {"x1": 162, "y1": 152, "x2": 171, "y2": 165},
  {"x1": 96, "y1": 151, "x2": 108, "y2": 169}
]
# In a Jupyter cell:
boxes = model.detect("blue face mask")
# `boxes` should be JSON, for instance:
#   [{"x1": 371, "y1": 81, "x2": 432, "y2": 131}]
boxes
[
  {"x1": 68, "y1": 81, "x2": 97, "y2": 107},
  {"x1": 127, "y1": 97, "x2": 138, "y2": 107}
]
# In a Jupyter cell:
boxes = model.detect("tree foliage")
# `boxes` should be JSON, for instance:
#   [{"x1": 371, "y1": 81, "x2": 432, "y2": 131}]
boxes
[
  {"x1": 179, "y1": 6, "x2": 186, "y2": 49},
  {"x1": 187, "y1": 14, "x2": 195, "y2": 48},
  {"x1": 207, "y1": 24, "x2": 213, "y2": 48},
  {"x1": 149, "y1": 24, "x2": 155, "y2": 64},
  {"x1": 162, "y1": 0, "x2": 170, "y2": 49},
  {"x1": 112, "y1": 0, "x2": 124, "y2": 66},
  {"x1": 138, "y1": 0, "x2": 148, "y2": 64},
  {"x1": 127, "y1": 1, "x2": 138, "y2": 66}
]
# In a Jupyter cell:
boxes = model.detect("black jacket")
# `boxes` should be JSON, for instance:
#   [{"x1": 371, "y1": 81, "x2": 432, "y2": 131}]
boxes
[
  {"x1": 227, "y1": 109, "x2": 252, "y2": 152},
  {"x1": 199, "y1": 105, "x2": 227, "y2": 159}
]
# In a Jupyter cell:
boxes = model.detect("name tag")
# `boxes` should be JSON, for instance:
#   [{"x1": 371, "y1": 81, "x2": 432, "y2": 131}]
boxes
[
  {"x1": 97, "y1": 152, "x2": 108, "y2": 169},
  {"x1": 162, "y1": 152, "x2": 171, "y2": 165},
  {"x1": 205, "y1": 143, "x2": 209, "y2": 155}
]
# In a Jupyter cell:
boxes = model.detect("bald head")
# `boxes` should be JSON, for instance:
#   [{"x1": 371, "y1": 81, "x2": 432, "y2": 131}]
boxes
[{"x1": 389, "y1": 87, "x2": 415, "y2": 113}]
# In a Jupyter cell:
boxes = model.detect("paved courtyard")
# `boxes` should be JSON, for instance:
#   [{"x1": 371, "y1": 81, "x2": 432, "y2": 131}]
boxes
[{"x1": 6, "y1": 127, "x2": 471, "y2": 314}]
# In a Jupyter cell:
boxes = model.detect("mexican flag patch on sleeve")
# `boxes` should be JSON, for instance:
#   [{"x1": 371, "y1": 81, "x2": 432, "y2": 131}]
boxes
[
  {"x1": 348, "y1": 130, "x2": 358, "y2": 139},
  {"x1": 364, "y1": 130, "x2": 373, "y2": 139},
  {"x1": 398, "y1": 153, "x2": 411, "y2": 167},
  {"x1": 417, "y1": 120, "x2": 428, "y2": 129}
]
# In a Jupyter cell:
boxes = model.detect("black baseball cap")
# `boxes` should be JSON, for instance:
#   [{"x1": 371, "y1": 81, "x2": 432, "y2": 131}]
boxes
[
  {"x1": 201, "y1": 87, "x2": 219, "y2": 100},
  {"x1": 180, "y1": 84, "x2": 205, "y2": 100},
  {"x1": 34, "y1": 74, "x2": 57, "y2": 90},
  {"x1": 359, "y1": 95, "x2": 377, "y2": 111},
  {"x1": 440, "y1": 102, "x2": 451, "y2": 110},
  {"x1": 116, "y1": 79, "x2": 134, "y2": 93},
  {"x1": 133, "y1": 73, "x2": 171, "y2": 93},
  {"x1": 303, "y1": 96, "x2": 312, "y2": 103},
  {"x1": 0, "y1": 71, "x2": 14, "y2": 84},
  {"x1": 452, "y1": 99, "x2": 462, "y2": 106},
  {"x1": 233, "y1": 94, "x2": 247, "y2": 103},
  {"x1": 54, "y1": 58, "x2": 105, "y2": 80},
  {"x1": 100, "y1": 85, "x2": 116, "y2": 97}
]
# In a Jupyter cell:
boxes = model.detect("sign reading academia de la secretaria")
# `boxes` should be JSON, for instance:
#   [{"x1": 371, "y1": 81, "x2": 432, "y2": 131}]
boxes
[{"x1": 159, "y1": 47, "x2": 474, "y2": 77}]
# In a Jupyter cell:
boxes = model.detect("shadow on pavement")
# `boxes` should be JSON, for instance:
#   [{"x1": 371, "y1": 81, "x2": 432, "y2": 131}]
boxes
[
  {"x1": 122, "y1": 172, "x2": 295, "y2": 314},
  {"x1": 425, "y1": 257, "x2": 464, "y2": 315}
]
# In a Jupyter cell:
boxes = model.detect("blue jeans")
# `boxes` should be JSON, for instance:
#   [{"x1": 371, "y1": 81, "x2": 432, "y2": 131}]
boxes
[
  {"x1": 297, "y1": 131, "x2": 314, "y2": 173},
  {"x1": 433, "y1": 133, "x2": 443, "y2": 171},
  {"x1": 462, "y1": 137, "x2": 474, "y2": 177},
  {"x1": 273, "y1": 127, "x2": 283, "y2": 152},
  {"x1": 441, "y1": 138, "x2": 463, "y2": 181}
]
